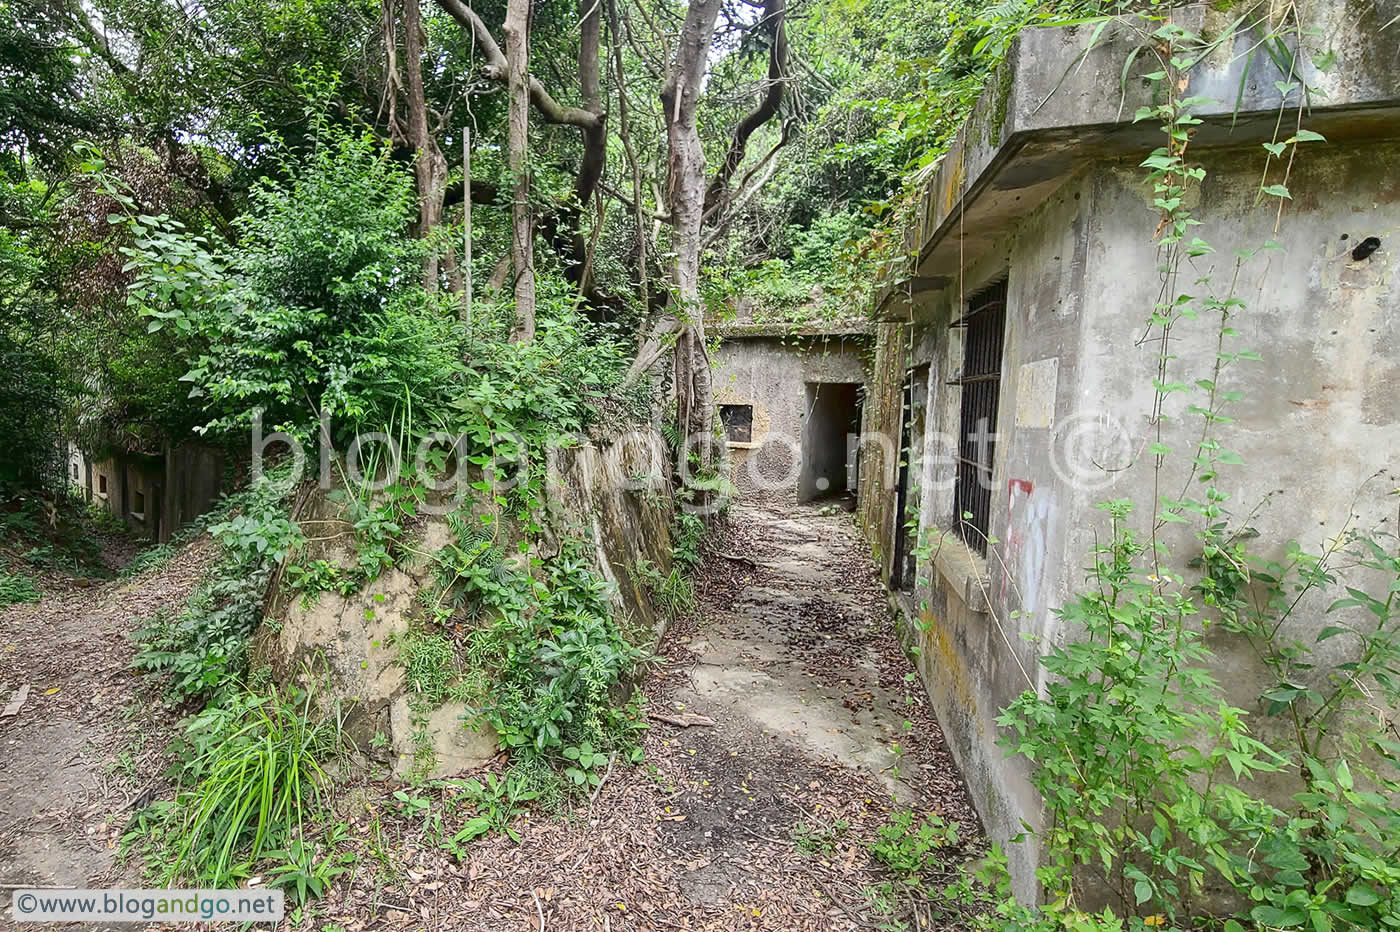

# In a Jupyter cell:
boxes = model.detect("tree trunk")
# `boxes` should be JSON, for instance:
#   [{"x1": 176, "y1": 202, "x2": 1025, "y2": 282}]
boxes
[
  {"x1": 434, "y1": 0, "x2": 609, "y2": 312},
  {"x1": 606, "y1": 0, "x2": 649, "y2": 312},
  {"x1": 505, "y1": 0, "x2": 535, "y2": 342},
  {"x1": 404, "y1": 0, "x2": 447, "y2": 291},
  {"x1": 662, "y1": 0, "x2": 723, "y2": 466}
]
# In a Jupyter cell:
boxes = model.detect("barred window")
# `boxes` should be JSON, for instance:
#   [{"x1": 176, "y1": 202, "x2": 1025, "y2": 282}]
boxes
[{"x1": 952, "y1": 280, "x2": 1007, "y2": 554}]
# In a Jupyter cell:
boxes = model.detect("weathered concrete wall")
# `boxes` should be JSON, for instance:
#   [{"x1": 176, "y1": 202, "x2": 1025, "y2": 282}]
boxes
[
  {"x1": 712, "y1": 333, "x2": 871, "y2": 502},
  {"x1": 89, "y1": 453, "x2": 163, "y2": 541},
  {"x1": 257, "y1": 437, "x2": 675, "y2": 780},
  {"x1": 162, "y1": 445, "x2": 225, "y2": 544},
  {"x1": 854, "y1": 0, "x2": 1400, "y2": 904},
  {"x1": 1067, "y1": 139, "x2": 1400, "y2": 763},
  {"x1": 856, "y1": 322, "x2": 906, "y2": 576},
  {"x1": 873, "y1": 0, "x2": 1400, "y2": 310},
  {"x1": 85, "y1": 445, "x2": 224, "y2": 542},
  {"x1": 883, "y1": 137, "x2": 1400, "y2": 904}
]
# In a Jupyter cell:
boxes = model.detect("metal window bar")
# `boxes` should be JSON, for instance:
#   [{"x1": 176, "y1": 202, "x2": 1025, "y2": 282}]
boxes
[{"x1": 951, "y1": 280, "x2": 1007, "y2": 554}]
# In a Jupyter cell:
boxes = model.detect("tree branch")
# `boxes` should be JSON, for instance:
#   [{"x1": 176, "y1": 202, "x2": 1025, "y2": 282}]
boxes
[
  {"x1": 701, "y1": 116, "x2": 793, "y2": 233},
  {"x1": 436, "y1": 0, "x2": 609, "y2": 308},
  {"x1": 434, "y1": 0, "x2": 603, "y2": 131},
  {"x1": 702, "y1": 0, "x2": 788, "y2": 218},
  {"x1": 404, "y1": 0, "x2": 448, "y2": 290}
]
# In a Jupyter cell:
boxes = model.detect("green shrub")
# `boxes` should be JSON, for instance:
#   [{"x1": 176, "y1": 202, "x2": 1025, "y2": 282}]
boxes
[
  {"x1": 133, "y1": 474, "x2": 299, "y2": 700},
  {"x1": 671, "y1": 511, "x2": 707, "y2": 573},
  {"x1": 871, "y1": 810, "x2": 962, "y2": 880},
  {"x1": 629, "y1": 557, "x2": 697, "y2": 617},
  {"x1": 397, "y1": 627, "x2": 460, "y2": 708},
  {"x1": 115, "y1": 123, "x2": 466, "y2": 446},
  {"x1": 992, "y1": 504, "x2": 1400, "y2": 931},
  {"x1": 0, "y1": 571, "x2": 40, "y2": 605}
]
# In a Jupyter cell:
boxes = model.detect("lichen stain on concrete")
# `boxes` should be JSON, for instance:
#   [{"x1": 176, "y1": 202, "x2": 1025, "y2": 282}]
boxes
[
  {"x1": 910, "y1": 607, "x2": 983, "y2": 747},
  {"x1": 943, "y1": 147, "x2": 967, "y2": 218}
]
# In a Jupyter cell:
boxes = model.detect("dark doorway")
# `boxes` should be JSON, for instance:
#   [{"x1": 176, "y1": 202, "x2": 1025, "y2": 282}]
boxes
[{"x1": 800, "y1": 382, "x2": 862, "y2": 503}]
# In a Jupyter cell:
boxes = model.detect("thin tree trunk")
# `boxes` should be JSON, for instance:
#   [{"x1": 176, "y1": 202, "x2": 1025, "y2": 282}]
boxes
[
  {"x1": 462, "y1": 128, "x2": 473, "y2": 325},
  {"x1": 436, "y1": 0, "x2": 607, "y2": 304},
  {"x1": 606, "y1": 0, "x2": 649, "y2": 311},
  {"x1": 662, "y1": 0, "x2": 723, "y2": 466},
  {"x1": 564, "y1": 0, "x2": 606, "y2": 292},
  {"x1": 404, "y1": 0, "x2": 447, "y2": 291},
  {"x1": 487, "y1": 254, "x2": 512, "y2": 294},
  {"x1": 505, "y1": 0, "x2": 535, "y2": 342},
  {"x1": 702, "y1": 0, "x2": 788, "y2": 217}
]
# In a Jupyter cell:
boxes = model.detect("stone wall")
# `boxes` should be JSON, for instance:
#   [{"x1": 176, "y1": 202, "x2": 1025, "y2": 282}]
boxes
[{"x1": 256, "y1": 435, "x2": 675, "y2": 780}]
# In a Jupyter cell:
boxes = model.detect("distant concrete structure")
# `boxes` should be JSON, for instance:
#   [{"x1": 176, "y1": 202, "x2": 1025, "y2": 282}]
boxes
[
  {"x1": 711, "y1": 320, "x2": 872, "y2": 503},
  {"x1": 856, "y1": 3, "x2": 1400, "y2": 902},
  {"x1": 72, "y1": 443, "x2": 225, "y2": 543}
]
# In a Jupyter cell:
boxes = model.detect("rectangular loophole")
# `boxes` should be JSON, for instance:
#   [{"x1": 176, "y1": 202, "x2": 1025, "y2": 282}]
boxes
[{"x1": 720, "y1": 404, "x2": 754, "y2": 443}]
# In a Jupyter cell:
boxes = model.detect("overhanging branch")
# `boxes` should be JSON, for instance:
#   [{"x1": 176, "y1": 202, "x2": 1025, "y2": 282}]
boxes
[
  {"x1": 434, "y1": 0, "x2": 604, "y2": 131},
  {"x1": 702, "y1": 0, "x2": 788, "y2": 218}
]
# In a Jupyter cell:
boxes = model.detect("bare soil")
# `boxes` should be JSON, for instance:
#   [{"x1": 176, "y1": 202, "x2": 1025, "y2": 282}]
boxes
[
  {"x1": 294, "y1": 501, "x2": 983, "y2": 931},
  {"x1": 0, "y1": 538, "x2": 214, "y2": 927}
]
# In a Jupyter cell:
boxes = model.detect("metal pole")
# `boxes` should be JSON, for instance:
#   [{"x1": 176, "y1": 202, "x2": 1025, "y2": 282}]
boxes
[{"x1": 463, "y1": 128, "x2": 473, "y2": 332}]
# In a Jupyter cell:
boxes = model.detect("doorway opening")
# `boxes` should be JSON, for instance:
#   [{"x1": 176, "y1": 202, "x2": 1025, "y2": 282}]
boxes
[
  {"x1": 892, "y1": 364, "x2": 930, "y2": 591},
  {"x1": 799, "y1": 381, "x2": 862, "y2": 504}
]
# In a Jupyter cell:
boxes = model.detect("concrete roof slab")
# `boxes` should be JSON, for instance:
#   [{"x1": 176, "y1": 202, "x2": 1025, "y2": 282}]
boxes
[{"x1": 874, "y1": 1, "x2": 1400, "y2": 317}]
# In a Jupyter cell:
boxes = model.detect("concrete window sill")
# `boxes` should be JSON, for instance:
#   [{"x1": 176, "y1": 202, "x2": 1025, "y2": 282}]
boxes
[
  {"x1": 725, "y1": 441, "x2": 760, "y2": 450},
  {"x1": 930, "y1": 528, "x2": 992, "y2": 614}
]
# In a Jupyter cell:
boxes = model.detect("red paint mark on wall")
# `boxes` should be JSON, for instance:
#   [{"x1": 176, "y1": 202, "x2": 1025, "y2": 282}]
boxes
[{"x1": 1002, "y1": 479, "x2": 1055, "y2": 615}]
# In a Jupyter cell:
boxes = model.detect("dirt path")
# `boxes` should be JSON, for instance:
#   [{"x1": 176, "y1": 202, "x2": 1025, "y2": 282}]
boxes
[
  {"x1": 0, "y1": 543, "x2": 212, "y2": 901},
  {"x1": 309, "y1": 502, "x2": 982, "y2": 931},
  {"x1": 0, "y1": 503, "x2": 981, "y2": 930}
]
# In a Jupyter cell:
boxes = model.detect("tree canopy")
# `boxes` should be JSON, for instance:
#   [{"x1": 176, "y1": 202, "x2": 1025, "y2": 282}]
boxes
[{"x1": 0, "y1": 0, "x2": 1103, "y2": 490}]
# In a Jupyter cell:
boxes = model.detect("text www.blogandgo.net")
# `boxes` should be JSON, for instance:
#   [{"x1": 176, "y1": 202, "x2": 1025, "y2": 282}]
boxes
[{"x1": 9, "y1": 889, "x2": 284, "y2": 923}]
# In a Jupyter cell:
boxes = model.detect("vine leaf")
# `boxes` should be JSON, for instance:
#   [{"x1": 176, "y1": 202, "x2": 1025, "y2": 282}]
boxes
[{"x1": 1288, "y1": 129, "x2": 1326, "y2": 144}]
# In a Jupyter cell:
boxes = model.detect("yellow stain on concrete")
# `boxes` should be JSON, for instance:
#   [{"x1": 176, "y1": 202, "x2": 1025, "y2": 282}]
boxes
[
  {"x1": 911, "y1": 605, "x2": 984, "y2": 742},
  {"x1": 942, "y1": 148, "x2": 966, "y2": 220}
]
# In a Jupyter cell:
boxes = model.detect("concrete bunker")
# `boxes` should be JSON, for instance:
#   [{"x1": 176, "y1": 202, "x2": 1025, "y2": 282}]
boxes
[
  {"x1": 710, "y1": 320, "x2": 873, "y2": 503},
  {"x1": 854, "y1": 2, "x2": 1400, "y2": 904}
]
